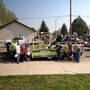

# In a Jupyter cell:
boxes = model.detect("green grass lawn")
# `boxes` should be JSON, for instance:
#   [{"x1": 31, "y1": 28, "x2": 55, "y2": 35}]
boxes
[{"x1": 0, "y1": 74, "x2": 90, "y2": 90}]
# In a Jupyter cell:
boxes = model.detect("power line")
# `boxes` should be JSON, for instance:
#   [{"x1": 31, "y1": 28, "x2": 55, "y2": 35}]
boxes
[
  {"x1": 1, "y1": 15, "x2": 90, "y2": 20},
  {"x1": 17, "y1": 15, "x2": 90, "y2": 20},
  {"x1": 17, "y1": 15, "x2": 70, "y2": 20}
]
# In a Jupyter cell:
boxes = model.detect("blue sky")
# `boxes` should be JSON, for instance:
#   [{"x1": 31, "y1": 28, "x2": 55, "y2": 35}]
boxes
[{"x1": 4, "y1": 0, "x2": 90, "y2": 32}]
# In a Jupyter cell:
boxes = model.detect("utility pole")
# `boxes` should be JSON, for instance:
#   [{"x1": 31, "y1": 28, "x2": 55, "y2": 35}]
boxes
[{"x1": 70, "y1": 0, "x2": 72, "y2": 37}]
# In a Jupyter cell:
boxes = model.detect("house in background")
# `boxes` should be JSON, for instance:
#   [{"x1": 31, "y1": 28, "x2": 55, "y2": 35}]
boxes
[{"x1": 0, "y1": 20, "x2": 36, "y2": 43}]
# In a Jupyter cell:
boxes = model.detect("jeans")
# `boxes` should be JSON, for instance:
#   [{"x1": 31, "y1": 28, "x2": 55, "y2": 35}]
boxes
[
  {"x1": 76, "y1": 53, "x2": 80, "y2": 62},
  {"x1": 20, "y1": 53, "x2": 26, "y2": 62},
  {"x1": 57, "y1": 52, "x2": 62, "y2": 60},
  {"x1": 73, "y1": 53, "x2": 76, "y2": 61},
  {"x1": 10, "y1": 51, "x2": 16, "y2": 62},
  {"x1": 15, "y1": 53, "x2": 20, "y2": 63}
]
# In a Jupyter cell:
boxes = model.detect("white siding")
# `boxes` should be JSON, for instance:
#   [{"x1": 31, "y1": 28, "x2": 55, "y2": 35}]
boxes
[{"x1": 0, "y1": 22, "x2": 35, "y2": 42}]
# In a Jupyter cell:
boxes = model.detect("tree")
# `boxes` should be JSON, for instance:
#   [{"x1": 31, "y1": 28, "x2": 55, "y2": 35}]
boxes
[
  {"x1": 61, "y1": 23, "x2": 68, "y2": 35},
  {"x1": 53, "y1": 28, "x2": 61, "y2": 38},
  {"x1": 39, "y1": 20, "x2": 49, "y2": 32},
  {"x1": 53, "y1": 30, "x2": 58, "y2": 38},
  {"x1": 72, "y1": 16, "x2": 89, "y2": 36},
  {"x1": 88, "y1": 25, "x2": 90, "y2": 33},
  {"x1": 0, "y1": 1, "x2": 17, "y2": 26}
]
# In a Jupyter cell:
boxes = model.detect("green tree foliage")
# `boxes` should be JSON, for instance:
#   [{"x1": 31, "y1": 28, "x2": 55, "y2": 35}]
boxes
[
  {"x1": 88, "y1": 25, "x2": 90, "y2": 33},
  {"x1": 61, "y1": 23, "x2": 68, "y2": 35},
  {"x1": 0, "y1": 2, "x2": 17, "y2": 26},
  {"x1": 72, "y1": 16, "x2": 89, "y2": 36},
  {"x1": 39, "y1": 20, "x2": 49, "y2": 32},
  {"x1": 53, "y1": 28, "x2": 61, "y2": 38},
  {"x1": 53, "y1": 30, "x2": 58, "y2": 38}
]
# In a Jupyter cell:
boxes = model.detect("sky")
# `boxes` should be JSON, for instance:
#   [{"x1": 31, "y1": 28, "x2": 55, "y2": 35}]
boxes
[{"x1": 3, "y1": 0, "x2": 90, "y2": 32}]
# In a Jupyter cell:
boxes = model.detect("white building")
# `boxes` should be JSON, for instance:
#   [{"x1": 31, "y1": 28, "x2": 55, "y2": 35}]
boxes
[{"x1": 0, "y1": 20, "x2": 36, "y2": 43}]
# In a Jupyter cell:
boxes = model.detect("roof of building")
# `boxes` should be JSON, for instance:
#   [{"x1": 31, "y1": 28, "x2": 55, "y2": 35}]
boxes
[{"x1": 0, "y1": 20, "x2": 36, "y2": 32}]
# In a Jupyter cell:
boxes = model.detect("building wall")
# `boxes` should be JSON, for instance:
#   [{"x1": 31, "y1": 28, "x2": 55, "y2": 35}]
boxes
[{"x1": 0, "y1": 22, "x2": 35, "y2": 42}]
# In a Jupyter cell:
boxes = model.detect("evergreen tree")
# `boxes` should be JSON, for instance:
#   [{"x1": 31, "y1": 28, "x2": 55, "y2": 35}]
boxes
[
  {"x1": 72, "y1": 16, "x2": 89, "y2": 36},
  {"x1": 53, "y1": 28, "x2": 61, "y2": 38},
  {"x1": 88, "y1": 25, "x2": 90, "y2": 33},
  {"x1": 61, "y1": 23, "x2": 68, "y2": 35},
  {"x1": 39, "y1": 20, "x2": 49, "y2": 32},
  {"x1": 53, "y1": 30, "x2": 58, "y2": 38}
]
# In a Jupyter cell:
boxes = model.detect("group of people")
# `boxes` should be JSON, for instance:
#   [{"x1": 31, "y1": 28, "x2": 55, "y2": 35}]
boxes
[
  {"x1": 56, "y1": 42, "x2": 83, "y2": 63},
  {"x1": 5, "y1": 33, "x2": 83, "y2": 63},
  {"x1": 7, "y1": 36, "x2": 31, "y2": 63}
]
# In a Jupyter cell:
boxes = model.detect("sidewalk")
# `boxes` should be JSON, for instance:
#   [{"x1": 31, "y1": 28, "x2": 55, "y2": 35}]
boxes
[{"x1": 0, "y1": 57, "x2": 90, "y2": 76}]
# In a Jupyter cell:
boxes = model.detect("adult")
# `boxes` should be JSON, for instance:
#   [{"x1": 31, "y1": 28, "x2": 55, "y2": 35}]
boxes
[
  {"x1": 75, "y1": 46, "x2": 81, "y2": 63},
  {"x1": 68, "y1": 42, "x2": 72, "y2": 60},
  {"x1": 25, "y1": 38, "x2": 30, "y2": 48},
  {"x1": 15, "y1": 41, "x2": 20, "y2": 63},
  {"x1": 72, "y1": 43, "x2": 79, "y2": 62},
  {"x1": 61, "y1": 43, "x2": 69, "y2": 60},
  {"x1": 20, "y1": 44, "x2": 27, "y2": 62},
  {"x1": 26, "y1": 47, "x2": 31, "y2": 61},
  {"x1": 6, "y1": 42, "x2": 11, "y2": 58},
  {"x1": 56, "y1": 43, "x2": 62, "y2": 60},
  {"x1": 18, "y1": 34, "x2": 26, "y2": 44},
  {"x1": 10, "y1": 41, "x2": 17, "y2": 62}
]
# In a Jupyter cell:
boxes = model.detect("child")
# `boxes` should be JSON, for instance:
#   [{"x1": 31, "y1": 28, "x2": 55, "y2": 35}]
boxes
[
  {"x1": 15, "y1": 42, "x2": 20, "y2": 63},
  {"x1": 76, "y1": 46, "x2": 80, "y2": 63},
  {"x1": 26, "y1": 47, "x2": 31, "y2": 61},
  {"x1": 62, "y1": 43, "x2": 69, "y2": 61},
  {"x1": 20, "y1": 44, "x2": 27, "y2": 62}
]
